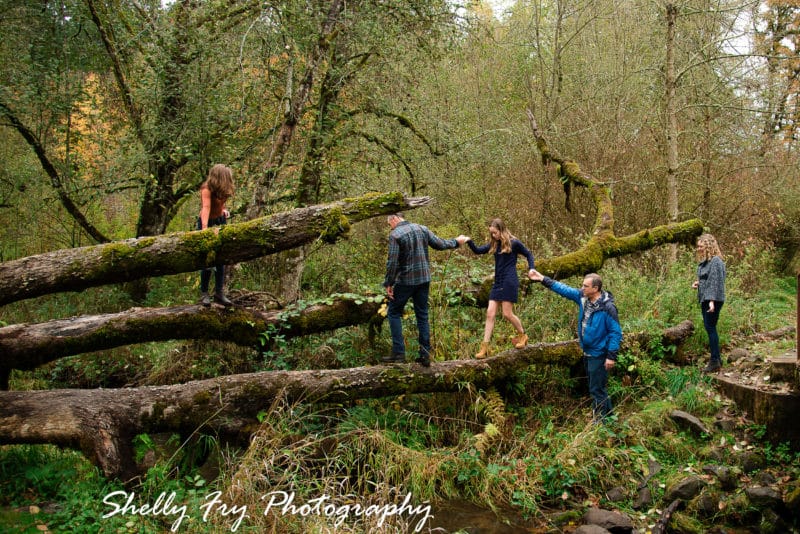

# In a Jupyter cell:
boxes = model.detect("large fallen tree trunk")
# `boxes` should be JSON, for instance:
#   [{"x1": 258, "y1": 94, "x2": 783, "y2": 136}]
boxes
[
  {"x1": 0, "y1": 323, "x2": 692, "y2": 480},
  {"x1": 0, "y1": 295, "x2": 384, "y2": 386},
  {"x1": 0, "y1": 192, "x2": 428, "y2": 307},
  {"x1": 466, "y1": 111, "x2": 703, "y2": 305}
]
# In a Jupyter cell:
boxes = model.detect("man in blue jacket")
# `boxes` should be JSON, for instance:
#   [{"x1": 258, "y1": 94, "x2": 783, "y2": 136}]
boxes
[{"x1": 529, "y1": 269, "x2": 622, "y2": 421}]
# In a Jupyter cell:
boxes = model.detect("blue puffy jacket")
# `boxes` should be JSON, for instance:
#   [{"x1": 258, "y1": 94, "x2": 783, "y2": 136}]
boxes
[{"x1": 542, "y1": 277, "x2": 622, "y2": 359}]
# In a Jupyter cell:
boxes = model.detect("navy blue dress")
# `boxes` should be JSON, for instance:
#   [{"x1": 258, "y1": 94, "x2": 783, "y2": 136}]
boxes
[{"x1": 468, "y1": 239, "x2": 535, "y2": 303}]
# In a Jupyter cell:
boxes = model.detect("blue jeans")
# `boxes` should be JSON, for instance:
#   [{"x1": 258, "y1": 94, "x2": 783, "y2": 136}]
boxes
[
  {"x1": 585, "y1": 356, "x2": 612, "y2": 420},
  {"x1": 387, "y1": 283, "x2": 431, "y2": 358},
  {"x1": 701, "y1": 300, "x2": 724, "y2": 365}
]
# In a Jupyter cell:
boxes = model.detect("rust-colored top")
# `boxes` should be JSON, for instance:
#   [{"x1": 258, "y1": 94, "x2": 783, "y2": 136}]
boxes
[{"x1": 199, "y1": 185, "x2": 228, "y2": 228}]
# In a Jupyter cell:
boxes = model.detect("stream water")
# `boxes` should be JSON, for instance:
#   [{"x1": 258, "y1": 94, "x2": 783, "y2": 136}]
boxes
[{"x1": 425, "y1": 499, "x2": 542, "y2": 533}]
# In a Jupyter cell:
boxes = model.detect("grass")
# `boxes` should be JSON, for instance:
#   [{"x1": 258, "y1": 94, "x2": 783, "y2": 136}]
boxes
[{"x1": 1, "y1": 247, "x2": 799, "y2": 532}]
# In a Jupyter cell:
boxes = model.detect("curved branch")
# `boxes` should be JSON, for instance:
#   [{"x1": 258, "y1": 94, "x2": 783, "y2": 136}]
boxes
[
  {"x1": 0, "y1": 100, "x2": 110, "y2": 244},
  {"x1": 86, "y1": 0, "x2": 144, "y2": 143},
  {"x1": 462, "y1": 112, "x2": 705, "y2": 306}
]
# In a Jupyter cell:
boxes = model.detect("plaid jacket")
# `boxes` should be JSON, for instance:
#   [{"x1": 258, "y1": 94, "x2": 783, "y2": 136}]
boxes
[{"x1": 384, "y1": 221, "x2": 459, "y2": 287}]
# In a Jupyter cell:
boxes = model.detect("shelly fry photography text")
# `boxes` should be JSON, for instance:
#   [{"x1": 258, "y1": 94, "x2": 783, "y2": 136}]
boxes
[{"x1": 101, "y1": 488, "x2": 434, "y2": 532}]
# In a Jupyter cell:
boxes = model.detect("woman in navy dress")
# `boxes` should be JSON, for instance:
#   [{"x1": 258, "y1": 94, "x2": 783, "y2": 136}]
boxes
[{"x1": 467, "y1": 218, "x2": 536, "y2": 358}]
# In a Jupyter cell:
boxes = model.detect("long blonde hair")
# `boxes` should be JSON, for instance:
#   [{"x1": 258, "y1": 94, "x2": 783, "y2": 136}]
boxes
[
  {"x1": 488, "y1": 218, "x2": 514, "y2": 254},
  {"x1": 204, "y1": 164, "x2": 235, "y2": 201},
  {"x1": 696, "y1": 233, "x2": 723, "y2": 262}
]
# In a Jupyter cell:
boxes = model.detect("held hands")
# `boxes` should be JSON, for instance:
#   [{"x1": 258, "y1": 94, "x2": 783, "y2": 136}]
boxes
[
  {"x1": 456, "y1": 235, "x2": 469, "y2": 246},
  {"x1": 528, "y1": 269, "x2": 544, "y2": 282}
]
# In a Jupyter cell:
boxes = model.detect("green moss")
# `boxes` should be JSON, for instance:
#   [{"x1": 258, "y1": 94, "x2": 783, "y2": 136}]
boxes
[
  {"x1": 319, "y1": 208, "x2": 351, "y2": 244},
  {"x1": 99, "y1": 242, "x2": 137, "y2": 265},
  {"x1": 342, "y1": 191, "x2": 405, "y2": 220},
  {"x1": 562, "y1": 161, "x2": 581, "y2": 178},
  {"x1": 193, "y1": 390, "x2": 212, "y2": 405}
]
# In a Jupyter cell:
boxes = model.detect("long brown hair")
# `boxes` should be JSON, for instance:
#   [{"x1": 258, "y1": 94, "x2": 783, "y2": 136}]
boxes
[
  {"x1": 488, "y1": 218, "x2": 514, "y2": 254},
  {"x1": 696, "y1": 233, "x2": 723, "y2": 262},
  {"x1": 204, "y1": 164, "x2": 235, "y2": 201}
]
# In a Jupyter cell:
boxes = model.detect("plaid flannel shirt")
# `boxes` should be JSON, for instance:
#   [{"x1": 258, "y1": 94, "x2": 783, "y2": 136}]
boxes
[{"x1": 384, "y1": 221, "x2": 458, "y2": 287}]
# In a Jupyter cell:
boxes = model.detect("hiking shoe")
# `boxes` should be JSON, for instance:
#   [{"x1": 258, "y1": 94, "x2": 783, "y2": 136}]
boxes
[
  {"x1": 214, "y1": 292, "x2": 233, "y2": 307},
  {"x1": 702, "y1": 362, "x2": 721, "y2": 373},
  {"x1": 200, "y1": 292, "x2": 212, "y2": 307},
  {"x1": 475, "y1": 341, "x2": 490, "y2": 359},
  {"x1": 514, "y1": 333, "x2": 528, "y2": 349},
  {"x1": 415, "y1": 356, "x2": 431, "y2": 367},
  {"x1": 382, "y1": 353, "x2": 405, "y2": 364}
]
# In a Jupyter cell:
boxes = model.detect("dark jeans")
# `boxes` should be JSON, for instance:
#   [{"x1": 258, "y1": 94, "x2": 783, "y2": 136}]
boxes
[
  {"x1": 197, "y1": 215, "x2": 227, "y2": 293},
  {"x1": 585, "y1": 356, "x2": 613, "y2": 420},
  {"x1": 701, "y1": 300, "x2": 724, "y2": 365},
  {"x1": 387, "y1": 283, "x2": 431, "y2": 358}
]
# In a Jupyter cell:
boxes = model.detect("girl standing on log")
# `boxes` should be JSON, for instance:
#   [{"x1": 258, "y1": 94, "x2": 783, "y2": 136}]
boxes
[
  {"x1": 466, "y1": 218, "x2": 536, "y2": 358},
  {"x1": 197, "y1": 164, "x2": 235, "y2": 307},
  {"x1": 692, "y1": 233, "x2": 726, "y2": 373}
]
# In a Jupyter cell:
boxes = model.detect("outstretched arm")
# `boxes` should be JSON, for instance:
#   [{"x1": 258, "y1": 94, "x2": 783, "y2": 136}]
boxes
[
  {"x1": 529, "y1": 269, "x2": 582, "y2": 303},
  {"x1": 425, "y1": 228, "x2": 460, "y2": 251},
  {"x1": 467, "y1": 240, "x2": 490, "y2": 254}
]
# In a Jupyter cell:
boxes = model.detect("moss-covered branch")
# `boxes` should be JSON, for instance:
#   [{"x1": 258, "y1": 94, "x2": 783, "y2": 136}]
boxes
[
  {"x1": 0, "y1": 192, "x2": 429, "y2": 306},
  {"x1": 461, "y1": 112, "x2": 705, "y2": 306},
  {"x1": 0, "y1": 296, "x2": 384, "y2": 382}
]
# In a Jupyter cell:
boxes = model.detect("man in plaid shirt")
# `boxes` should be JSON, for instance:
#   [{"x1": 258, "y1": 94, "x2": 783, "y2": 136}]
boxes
[{"x1": 383, "y1": 213, "x2": 468, "y2": 366}]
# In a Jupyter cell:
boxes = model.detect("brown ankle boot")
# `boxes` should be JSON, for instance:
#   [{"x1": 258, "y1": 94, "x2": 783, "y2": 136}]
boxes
[
  {"x1": 514, "y1": 333, "x2": 528, "y2": 349},
  {"x1": 475, "y1": 341, "x2": 491, "y2": 359}
]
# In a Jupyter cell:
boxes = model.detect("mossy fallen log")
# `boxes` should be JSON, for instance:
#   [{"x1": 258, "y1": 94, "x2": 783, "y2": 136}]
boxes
[
  {"x1": 0, "y1": 295, "x2": 384, "y2": 386},
  {"x1": 0, "y1": 324, "x2": 690, "y2": 480},
  {"x1": 0, "y1": 192, "x2": 429, "y2": 306}
]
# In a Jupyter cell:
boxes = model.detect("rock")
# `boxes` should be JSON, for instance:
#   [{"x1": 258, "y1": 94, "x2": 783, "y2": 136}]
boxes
[
  {"x1": 605, "y1": 486, "x2": 626, "y2": 502},
  {"x1": 713, "y1": 417, "x2": 736, "y2": 433},
  {"x1": 785, "y1": 485, "x2": 800, "y2": 517},
  {"x1": 727, "y1": 348, "x2": 750, "y2": 362},
  {"x1": 689, "y1": 491, "x2": 720, "y2": 517},
  {"x1": 745, "y1": 486, "x2": 783, "y2": 509},
  {"x1": 633, "y1": 486, "x2": 652, "y2": 510},
  {"x1": 753, "y1": 471, "x2": 777, "y2": 486},
  {"x1": 701, "y1": 464, "x2": 739, "y2": 491},
  {"x1": 582, "y1": 507, "x2": 634, "y2": 533},
  {"x1": 664, "y1": 476, "x2": 707, "y2": 501},
  {"x1": 669, "y1": 410, "x2": 710, "y2": 436},
  {"x1": 698, "y1": 445, "x2": 726, "y2": 463},
  {"x1": 759, "y1": 507, "x2": 791, "y2": 534},
  {"x1": 739, "y1": 451, "x2": 767, "y2": 473}
]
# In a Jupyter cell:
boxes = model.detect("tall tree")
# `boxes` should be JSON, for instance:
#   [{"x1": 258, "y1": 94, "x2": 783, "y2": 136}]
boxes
[
  {"x1": 0, "y1": 0, "x2": 113, "y2": 245},
  {"x1": 240, "y1": 0, "x2": 459, "y2": 300}
]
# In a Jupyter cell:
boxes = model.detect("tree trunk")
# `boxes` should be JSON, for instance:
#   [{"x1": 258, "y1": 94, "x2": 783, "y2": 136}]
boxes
[
  {"x1": 0, "y1": 296, "x2": 383, "y2": 377},
  {"x1": 665, "y1": 3, "x2": 679, "y2": 263},
  {"x1": 0, "y1": 325, "x2": 689, "y2": 480},
  {"x1": 0, "y1": 192, "x2": 429, "y2": 306}
]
